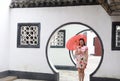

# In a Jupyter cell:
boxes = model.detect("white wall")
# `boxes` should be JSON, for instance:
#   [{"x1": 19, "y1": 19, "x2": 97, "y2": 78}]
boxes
[
  {"x1": 0, "y1": 0, "x2": 11, "y2": 72},
  {"x1": 87, "y1": 31, "x2": 96, "y2": 55},
  {"x1": 10, "y1": 5, "x2": 120, "y2": 79},
  {"x1": 94, "y1": 16, "x2": 120, "y2": 79}
]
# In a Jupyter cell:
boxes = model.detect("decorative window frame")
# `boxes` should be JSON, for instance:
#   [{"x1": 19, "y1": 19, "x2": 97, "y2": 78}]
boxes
[
  {"x1": 50, "y1": 30, "x2": 66, "y2": 48},
  {"x1": 17, "y1": 23, "x2": 40, "y2": 48},
  {"x1": 112, "y1": 22, "x2": 120, "y2": 50}
]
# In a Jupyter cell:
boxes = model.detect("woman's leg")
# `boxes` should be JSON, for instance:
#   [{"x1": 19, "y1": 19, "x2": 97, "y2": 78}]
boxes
[
  {"x1": 78, "y1": 68, "x2": 82, "y2": 81},
  {"x1": 81, "y1": 69, "x2": 85, "y2": 81}
]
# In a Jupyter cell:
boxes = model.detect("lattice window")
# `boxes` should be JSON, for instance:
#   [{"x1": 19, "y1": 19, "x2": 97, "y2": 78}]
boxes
[
  {"x1": 112, "y1": 22, "x2": 120, "y2": 50},
  {"x1": 116, "y1": 26, "x2": 120, "y2": 47},
  {"x1": 50, "y1": 30, "x2": 65, "y2": 48},
  {"x1": 17, "y1": 23, "x2": 40, "y2": 48}
]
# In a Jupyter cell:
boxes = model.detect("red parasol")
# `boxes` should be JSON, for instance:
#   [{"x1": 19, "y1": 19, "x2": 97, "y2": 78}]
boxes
[{"x1": 66, "y1": 34, "x2": 87, "y2": 50}]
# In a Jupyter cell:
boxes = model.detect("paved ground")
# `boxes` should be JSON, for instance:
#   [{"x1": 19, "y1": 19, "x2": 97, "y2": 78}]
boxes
[{"x1": 14, "y1": 56, "x2": 101, "y2": 81}]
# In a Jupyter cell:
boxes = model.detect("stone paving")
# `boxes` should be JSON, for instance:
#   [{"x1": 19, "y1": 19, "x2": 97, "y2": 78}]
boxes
[{"x1": 14, "y1": 56, "x2": 101, "y2": 81}]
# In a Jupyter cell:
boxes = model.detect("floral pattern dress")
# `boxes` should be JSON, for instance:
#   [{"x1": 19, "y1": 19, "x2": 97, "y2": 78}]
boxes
[{"x1": 75, "y1": 46, "x2": 88, "y2": 69}]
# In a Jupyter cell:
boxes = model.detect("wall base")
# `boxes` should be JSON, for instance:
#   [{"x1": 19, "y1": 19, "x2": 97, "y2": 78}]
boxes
[
  {"x1": 0, "y1": 71, "x2": 9, "y2": 78},
  {"x1": 0, "y1": 70, "x2": 59, "y2": 81},
  {"x1": 90, "y1": 77, "x2": 120, "y2": 81},
  {"x1": 55, "y1": 65, "x2": 77, "y2": 71}
]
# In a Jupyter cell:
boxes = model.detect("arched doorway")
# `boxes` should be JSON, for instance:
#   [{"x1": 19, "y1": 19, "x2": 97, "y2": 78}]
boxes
[{"x1": 46, "y1": 22, "x2": 104, "y2": 81}]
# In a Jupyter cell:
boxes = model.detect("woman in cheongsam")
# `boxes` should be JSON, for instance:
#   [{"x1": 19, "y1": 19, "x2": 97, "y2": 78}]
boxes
[{"x1": 75, "y1": 38, "x2": 88, "y2": 81}]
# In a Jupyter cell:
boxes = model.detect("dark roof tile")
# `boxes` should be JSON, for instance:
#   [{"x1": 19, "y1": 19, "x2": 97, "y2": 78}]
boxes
[{"x1": 10, "y1": 0, "x2": 99, "y2": 8}]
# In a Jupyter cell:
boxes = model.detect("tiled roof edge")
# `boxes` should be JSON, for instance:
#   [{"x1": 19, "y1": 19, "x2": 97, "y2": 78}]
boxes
[{"x1": 10, "y1": 0, "x2": 99, "y2": 8}]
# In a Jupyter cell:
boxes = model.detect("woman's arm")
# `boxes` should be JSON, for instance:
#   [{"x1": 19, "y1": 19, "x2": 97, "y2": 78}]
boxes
[
  {"x1": 75, "y1": 49, "x2": 79, "y2": 55},
  {"x1": 75, "y1": 46, "x2": 84, "y2": 55},
  {"x1": 85, "y1": 47, "x2": 88, "y2": 63},
  {"x1": 85, "y1": 50, "x2": 88, "y2": 63}
]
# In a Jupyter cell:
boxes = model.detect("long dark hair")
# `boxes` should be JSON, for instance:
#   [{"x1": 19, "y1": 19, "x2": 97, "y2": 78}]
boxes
[{"x1": 79, "y1": 38, "x2": 86, "y2": 46}]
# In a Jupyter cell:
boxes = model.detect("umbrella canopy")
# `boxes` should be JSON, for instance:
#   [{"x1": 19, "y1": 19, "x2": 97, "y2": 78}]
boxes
[{"x1": 66, "y1": 34, "x2": 87, "y2": 50}]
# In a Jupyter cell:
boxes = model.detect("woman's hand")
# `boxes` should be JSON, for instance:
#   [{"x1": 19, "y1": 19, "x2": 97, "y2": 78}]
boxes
[
  {"x1": 78, "y1": 50, "x2": 83, "y2": 54},
  {"x1": 75, "y1": 46, "x2": 83, "y2": 55}
]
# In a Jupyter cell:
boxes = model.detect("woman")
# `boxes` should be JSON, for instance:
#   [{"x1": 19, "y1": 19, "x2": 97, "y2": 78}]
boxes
[{"x1": 75, "y1": 38, "x2": 88, "y2": 81}]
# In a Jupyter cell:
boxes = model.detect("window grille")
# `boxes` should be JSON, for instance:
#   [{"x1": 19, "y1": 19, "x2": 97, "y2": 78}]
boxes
[
  {"x1": 17, "y1": 23, "x2": 40, "y2": 48},
  {"x1": 50, "y1": 30, "x2": 65, "y2": 48}
]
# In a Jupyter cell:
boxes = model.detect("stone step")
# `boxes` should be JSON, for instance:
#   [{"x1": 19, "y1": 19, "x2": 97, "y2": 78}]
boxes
[{"x1": 0, "y1": 76, "x2": 17, "y2": 81}]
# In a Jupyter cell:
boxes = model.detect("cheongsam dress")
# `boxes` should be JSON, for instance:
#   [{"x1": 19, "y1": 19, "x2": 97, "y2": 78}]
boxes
[{"x1": 75, "y1": 46, "x2": 88, "y2": 69}]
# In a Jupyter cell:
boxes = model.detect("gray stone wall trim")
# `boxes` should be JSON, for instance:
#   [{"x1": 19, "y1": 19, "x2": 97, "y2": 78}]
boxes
[
  {"x1": 90, "y1": 77, "x2": 120, "y2": 81},
  {"x1": 0, "y1": 70, "x2": 59, "y2": 81},
  {"x1": 0, "y1": 71, "x2": 9, "y2": 78}
]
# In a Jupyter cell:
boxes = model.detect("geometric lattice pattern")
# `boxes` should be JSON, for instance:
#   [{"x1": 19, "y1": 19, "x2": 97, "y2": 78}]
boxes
[
  {"x1": 112, "y1": 22, "x2": 120, "y2": 50},
  {"x1": 116, "y1": 26, "x2": 120, "y2": 47},
  {"x1": 50, "y1": 30, "x2": 65, "y2": 48},
  {"x1": 17, "y1": 23, "x2": 40, "y2": 48}
]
